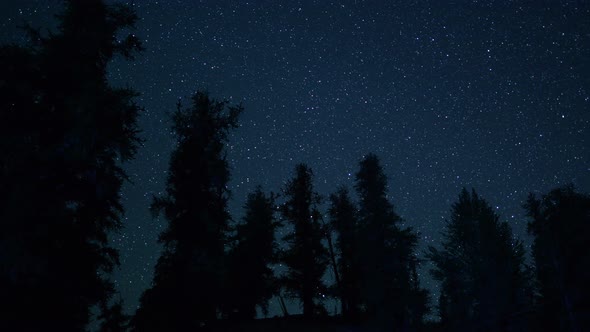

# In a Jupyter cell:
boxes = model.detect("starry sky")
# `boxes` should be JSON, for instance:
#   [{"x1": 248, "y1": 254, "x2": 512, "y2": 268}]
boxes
[{"x1": 2, "y1": 0, "x2": 589, "y2": 317}]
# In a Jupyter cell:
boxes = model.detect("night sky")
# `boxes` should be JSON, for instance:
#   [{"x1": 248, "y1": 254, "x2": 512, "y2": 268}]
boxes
[{"x1": 2, "y1": 0, "x2": 589, "y2": 317}]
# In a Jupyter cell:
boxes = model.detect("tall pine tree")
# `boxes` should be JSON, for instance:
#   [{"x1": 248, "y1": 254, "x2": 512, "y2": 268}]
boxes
[
  {"x1": 328, "y1": 186, "x2": 362, "y2": 320},
  {"x1": 429, "y1": 188, "x2": 531, "y2": 332},
  {"x1": 224, "y1": 186, "x2": 280, "y2": 320},
  {"x1": 355, "y1": 153, "x2": 427, "y2": 330},
  {"x1": 525, "y1": 185, "x2": 590, "y2": 332},
  {"x1": 131, "y1": 92, "x2": 242, "y2": 331},
  {"x1": 0, "y1": 1, "x2": 142, "y2": 330},
  {"x1": 280, "y1": 164, "x2": 329, "y2": 319}
]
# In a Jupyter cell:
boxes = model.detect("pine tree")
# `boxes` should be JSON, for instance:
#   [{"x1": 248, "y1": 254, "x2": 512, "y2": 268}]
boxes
[
  {"x1": 131, "y1": 92, "x2": 242, "y2": 331},
  {"x1": 429, "y1": 188, "x2": 531, "y2": 332},
  {"x1": 354, "y1": 153, "x2": 426, "y2": 330},
  {"x1": 0, "y1": 1, "x2": 142, "y2": 330},
  {"x1": 408, "y1": 258, "x2": 430, "y2": 330},
  {"x1": 99, "y1": 299, "x2": 130, "y2": 332},
  {"x1": 280, "y1": 164, "x2": 329, "y2": 319},
  {"x1": 225, "y1": 186, "x2": 280, "y2": 320},
  {"x1": 525, "y1": 185, "x2": 590, "y2": 332},
  {"x1": 328, "y1": 187, "x2": 362, "y2": 320}
]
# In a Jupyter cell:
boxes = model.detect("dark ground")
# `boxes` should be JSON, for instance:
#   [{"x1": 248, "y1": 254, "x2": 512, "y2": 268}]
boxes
[{"x1": 200, "y1": 315, "x2": 442, "y2": 332}]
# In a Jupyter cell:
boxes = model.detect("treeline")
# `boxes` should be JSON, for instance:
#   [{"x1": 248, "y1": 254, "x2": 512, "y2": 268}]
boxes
[
  {"x1": 131, "y1": 96, "x2": 430, "y2": 330},
  {"x1": 0, "y1": 1, "x2": 589, "y2": 332}
]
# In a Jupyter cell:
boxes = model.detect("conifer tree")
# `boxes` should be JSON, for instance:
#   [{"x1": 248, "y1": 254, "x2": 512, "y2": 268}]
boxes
[
  {"x1": 328, "y1": 187, "x2": 362, "y2": 320},
  {"x1": 280, "y1": 164, "x2": 329, "y2": 318},
  {"x1": 525, "y1": 185, "x2": 590, "y2": 332},
  {"x1": 408, "y1": 258, "x2": 430, "y2": 329},
  {"x1": 225, "y1": 186, "x2": 280, "y2": 319},
  {"x1": 354, "y1": 153, "x2": 427, "y2": 330},
  {"x1": 0, "y1": 1, "x2": 142, "y2": 330},
  {"x1": 132, "y1": 92, "x2": 242, "y2": 331},
  {"x1": 99, "y1": 299, "x2": 130, "y2": 332},
  {"x1": 429, "y1": 188, "x2": 531, "y2": 331}
]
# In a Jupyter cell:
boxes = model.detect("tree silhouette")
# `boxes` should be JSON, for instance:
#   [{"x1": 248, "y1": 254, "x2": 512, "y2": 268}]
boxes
[
  {"x1": 131, "y1": 92, "x2": 242, "y2": 331},
  {"x1": 0, "y1": 1, "x2": 142, "y2": 330},
  {"x1": 224, "y1": 186, "x2": 280, "y2": 320},
  {"x1": 354, "y1": 153, "x2": 427, "y2": 330},
  {"x1": 525, "y1": 185, "x2": 590, "y2": 332},
  {"x1": 99, "y1": 299, "x2": 130, "y2": 332},
  {"x1": 280, "y1": 164, "x2": 329, "y2": 319},
  {"x1": 408, "y1": 258, "x2": 431, "y2": 330},
  {"x1": 429, "y1": 188, "x2": 531, "y2": 332},
  {"x1": 328, "y1": 186, "x2": 362, "y2": 320}
]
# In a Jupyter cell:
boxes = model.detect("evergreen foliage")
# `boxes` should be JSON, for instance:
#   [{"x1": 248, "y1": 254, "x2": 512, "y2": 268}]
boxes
[
  {"x1": 354, "y1": 153, "x2": 428, "y2": 330},
  {"x1": 328, "y1": 187, "x2": 362, "y2": 320},
  {"x1": 429, "y1": 188, "x2": 532, "y2": 331},
  {"x1": 525, "y1": 185, "x2": 590, "y2": 332},
  {"x1": 99, "y1": 299, "x2": 130, "y2": 332},
  {"x1": 280, "y1": 164, "x2": 330, "y2": 319},
  {"x1": 225, "y1": 186, "x2": 280, "y2": 320},
  {"x1": 131, "y1": 92, "x2": 242, "y2": 331},
  {"x1": 0, "y1": 0, "x2": 142, "y2": 330}
]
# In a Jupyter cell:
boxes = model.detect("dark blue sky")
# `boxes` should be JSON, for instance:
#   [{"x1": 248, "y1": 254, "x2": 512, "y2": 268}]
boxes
[{"x1": 2, "y1": 0, "x2": 589, "y2": 317}]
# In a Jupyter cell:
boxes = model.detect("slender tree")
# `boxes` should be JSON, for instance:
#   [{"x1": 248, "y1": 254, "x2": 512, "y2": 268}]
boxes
[
  {"x1": 224, "y1": 186, "x2": 280, "y2": 320},
  {"x1": 355, "y1": 153, "x2": 426, "y2": 330},
  {"x1": 408, "y1": 258, "x2": 430, "y2": 330},
  {"x1": 429, "y1": 188, "x2": 531, "y2": 332},
  {"x1": 280, "y1": 164, "x2": 329, "y2": 318},
  {"x1": 525, "y1": 185, "x2": 590, "y2": 332},
  {"x1": 328, "y1": 187, "x2": 362, "y2": 320},
  {"x1": 0, "y1": 1, "x2": 142, "y2": 330},
  {"x1": 131, "y1": 92, "x2": 242, "y2": 331}
]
